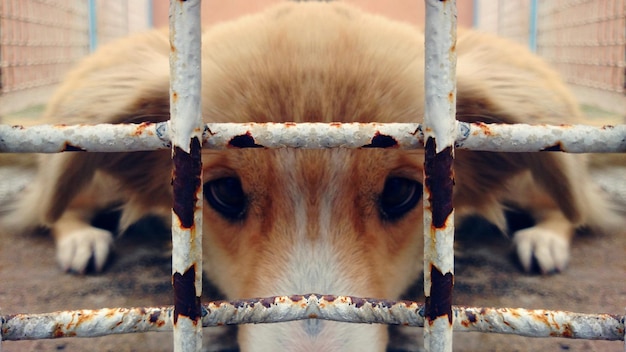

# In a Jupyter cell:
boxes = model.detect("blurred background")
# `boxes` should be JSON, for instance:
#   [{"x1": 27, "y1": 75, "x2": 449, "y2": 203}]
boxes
[{"x1": 0, "y1": 0, "x2": 624, "y2": 118}]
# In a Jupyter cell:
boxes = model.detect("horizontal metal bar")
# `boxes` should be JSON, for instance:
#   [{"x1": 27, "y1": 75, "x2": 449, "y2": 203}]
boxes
[
  {"x1": 1, "y1": 306, "x2": 171, "y2": 340},
  {"x1": 454, "y1": 306, "x2": 625, "y2": 340},
  {"x1": 457, "y1": 122, "x2": 626, "y2": 153},
  {"x1": 0, "y1": 122, "x2": 171, "y2": 153},
  {"x1": 0, "y1": 122, "x2": 624, "y2": 153},
  {"x1": 2, "y1": 295, "x2": 624, "y2": 341},
  {"x1": 203, "y1": 122, "x2": 424, "y2": 150}
]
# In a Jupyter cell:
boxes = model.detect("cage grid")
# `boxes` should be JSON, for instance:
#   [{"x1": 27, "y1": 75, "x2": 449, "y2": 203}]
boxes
[
  {"x1": 0, "y1": 1, "x2": 625, "y2": 352},
  {"x1": 536, "y1": 0, "x2": 626, "y2": 94},
  {"x1": 0, "y1": 0, "x2": 89, "y2": 93}
]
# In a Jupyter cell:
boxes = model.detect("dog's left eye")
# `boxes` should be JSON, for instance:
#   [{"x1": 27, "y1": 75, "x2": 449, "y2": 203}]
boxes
[
  {"x1": 204, "y1": 177, "x2": 247, "y2": 221},
  {"x1": 379, "y1": 177, "x2": 422, "y2": 221}
]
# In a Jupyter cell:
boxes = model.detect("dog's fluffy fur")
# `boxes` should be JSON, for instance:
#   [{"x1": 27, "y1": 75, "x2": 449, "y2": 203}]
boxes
[{"x1": 3, "y1": 2, "x2": 623, "y2": 350}]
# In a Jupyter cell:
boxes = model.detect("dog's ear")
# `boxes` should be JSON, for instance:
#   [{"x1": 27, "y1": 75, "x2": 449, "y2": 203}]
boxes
[
  {"x1": 5, "y1": 30, "x2": 173, "y2": 232},
  {"x1": 453, "y1": 69, "x2": 620, "y2": 233}
]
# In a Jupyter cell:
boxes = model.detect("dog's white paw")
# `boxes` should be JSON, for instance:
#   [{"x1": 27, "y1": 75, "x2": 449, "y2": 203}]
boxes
[
  {"x1": 56, "y1": 227, "x2": 114, "y2": 274},
  {"x1": 512, "y1": 227, "x2": 570, "y2": 274}
]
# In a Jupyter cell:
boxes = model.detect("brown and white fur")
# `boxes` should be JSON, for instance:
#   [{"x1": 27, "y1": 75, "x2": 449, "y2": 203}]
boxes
[{"x1": 2, "y1": 2, "x2": 623, "y2": 351}]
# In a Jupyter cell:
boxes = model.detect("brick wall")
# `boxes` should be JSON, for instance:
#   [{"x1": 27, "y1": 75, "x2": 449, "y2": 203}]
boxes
[
  {"x1": 475, "y1": 0, "x2": 626, "y2": 114},
  {"x1": 0, "y1": 1, "x2": 89, "y2": 115},
  {"x1": 0, "y1": 0, "x2": 151, "y2": 115}
]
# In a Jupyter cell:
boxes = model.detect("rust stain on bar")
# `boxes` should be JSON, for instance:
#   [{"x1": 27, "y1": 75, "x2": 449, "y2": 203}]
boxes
[
  {"x1": 173, "y1": 265, "x2": 201, "y2": 325},
  {"x1": 363, "y1": 132, "x2": 399, "y2": 148},
  {"x1": 474, "y1": 122, "x2": 494, "y2": 136},
  {"x1": 290, "y1": 294, "x2": 305, "y2": 302},
  {"x1": 132, "y1": 122, "x2": 155, "y2": 136},
  {"x1": 322, "y1": 295, "x2": 336, "y2": 302},
  {"x1": 424, "y1": 137, "x2": 454, "y2": 228},
  {"x1": 62, "y1": 142, "x2": 86, "y2": 152},
  {"x1": 353, "y1": 297, "x2": 367, "y2": 309},
  {"x1": 149, "y1": 311, "x2": 166, "y2": 327},
  {"x1": 425, "y1": 265, "x2": 454, "y2": 324},
  {"x1": 541, "y1": 142, "x2": 565, "y2": 152},
  {"x1": 464, "y1": 310, "x2": 477, "y2": 325},
  {"x1": 172, "y1": 137, "x2": 202, "y2": 228},
  {"x1": 259, "y1": 297, "x2": 274, "y2": 308},
  {"x1": 228, "y1": 132, "x2": 264, "y2": 148}
]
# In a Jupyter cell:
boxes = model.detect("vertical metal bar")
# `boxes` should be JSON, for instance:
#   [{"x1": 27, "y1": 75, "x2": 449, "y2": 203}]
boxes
[
  {"x1": 169, "y1": 1, "x2": 203, "y2": 352},
  {"x1": 147, "y1": 0, "x2": 154, "y2": 28},
  {"x1": 423, "y1": 1, "x2": 457, "y2": 352},
  {"x1": 88, "y1": 0, "x2": 97, "y2": 52},
  {"x1": 472, "y1": 0, "x2": 480, "y2": 27},
  {"x1": 529, "y1": 0, "x2": 538, "y2": 52}
]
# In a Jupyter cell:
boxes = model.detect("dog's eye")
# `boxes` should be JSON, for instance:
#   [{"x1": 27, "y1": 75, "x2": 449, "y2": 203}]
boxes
[
  {"x1": 379, "y1": 177, "x2": 422, "y2": 221},
  {"x1": 204, "y1": 177, "x2": 247, "y2": 221}
]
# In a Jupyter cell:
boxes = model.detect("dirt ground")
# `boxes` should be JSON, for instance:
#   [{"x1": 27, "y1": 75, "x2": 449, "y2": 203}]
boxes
[{"x1": 0, "y1": 108, "x2": 624, "y2": 351}]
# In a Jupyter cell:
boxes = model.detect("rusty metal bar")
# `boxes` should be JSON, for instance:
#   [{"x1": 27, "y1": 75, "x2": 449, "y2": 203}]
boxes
[
  {"x1": 1, "y1": 306, "x2": 172, "y2": 340},
  {"x1": 453, "y1": 306, "x2": 625, "y2": 340},
  {"x1": 203, "y1": 122, "x2": 423, "y2": 149},
  {"x1": 423, "y1": 0, "x2": 457, "y2": 351},
  {"x1": 455, "y1": 122, "x2": 626, "y2": 153},
  {"x1": 0, "y1": 122, "x2": 170, "y2": 153},
  {"x1": 2, "y1": 297, "x2": 624, "y2": 341},
  {"x1": 1, "y1": 122, "x2": 624, "y2": 153},
  {"x1": 204, "y1": 122, "x2": 625, "y2": 153},
  {"x1": 169, "y1": 0, "x2": 203, "y2": 351}
]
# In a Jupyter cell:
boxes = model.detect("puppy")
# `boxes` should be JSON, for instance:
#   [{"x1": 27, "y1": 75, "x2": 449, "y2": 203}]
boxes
[{"x1": 3, "y1": 2, "x2": 622, "y2": 350}]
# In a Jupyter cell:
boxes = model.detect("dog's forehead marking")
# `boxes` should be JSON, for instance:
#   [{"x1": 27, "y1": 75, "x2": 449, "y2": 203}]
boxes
[{"x1": 277, "y1": 150, "x2": 309, "y2": 242}]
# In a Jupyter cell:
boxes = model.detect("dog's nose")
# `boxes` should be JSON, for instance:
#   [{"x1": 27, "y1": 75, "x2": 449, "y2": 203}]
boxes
[{"x1": 303, "y1": 319, "x2": 323, "y2": 336}]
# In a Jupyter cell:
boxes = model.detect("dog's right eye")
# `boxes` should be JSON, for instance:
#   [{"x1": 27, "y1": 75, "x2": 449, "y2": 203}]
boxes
[
  {"x1": 204, "y1": 177, "x2": 247, "y2": 221},
  {"x1": 379, "y1": 177, "x2": 423, "y2": 222}
]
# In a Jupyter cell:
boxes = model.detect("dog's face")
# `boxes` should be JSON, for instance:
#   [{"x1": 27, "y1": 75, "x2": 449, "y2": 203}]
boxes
[
  {"x1": 191, "y1": 4, "x2": 430, "y2": 348},
  {"x1": 201, "y1": 148, "x2": 425, "y2": 349}
]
